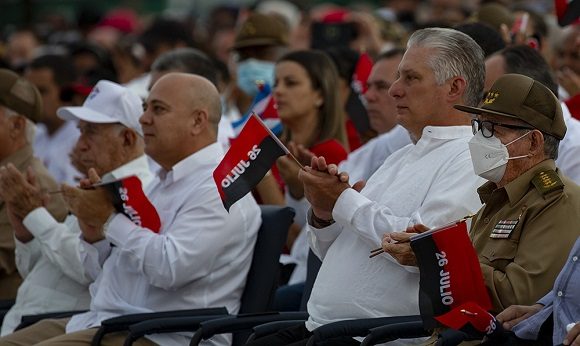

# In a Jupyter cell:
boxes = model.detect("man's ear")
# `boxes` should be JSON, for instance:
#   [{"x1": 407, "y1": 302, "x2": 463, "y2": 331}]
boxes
[
  {"x1": 121, "y1": 128, "x2": 138, "y2": 147},
  {"x1": 191, "y1": 109, "x2": 209, "y2": 136},
  {"x1": 528, "y1": 130, "x2": 545, "y2": 157},
  {"x1": 447, "y1": 76, "x2": 467, "y2": 102},
  {"x1": 9, "y1": 116, "x2": 26, "y2": 138}
]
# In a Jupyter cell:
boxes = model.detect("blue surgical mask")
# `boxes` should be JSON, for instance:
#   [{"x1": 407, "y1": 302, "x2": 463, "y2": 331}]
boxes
[{"x1": 236, "y1": 59, "x2": 275, "y2": 97}]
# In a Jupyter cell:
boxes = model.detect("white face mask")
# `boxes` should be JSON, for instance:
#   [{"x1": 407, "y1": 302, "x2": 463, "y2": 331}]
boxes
[{"x1": 468, "y1": 130, "x2": 531, "y2": 183}]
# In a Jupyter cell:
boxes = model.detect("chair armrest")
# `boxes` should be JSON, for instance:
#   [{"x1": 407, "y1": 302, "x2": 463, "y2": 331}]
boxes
[
  {"x1": 190, "y1": 311, "x2": 309, "y2": 345},
  {"x1": 91, "y1": 307, "x2": 228, "y2": 346},
  {"x1": 437, "y1": 328, "x2": 471, "y2": 346},
  {"x1": 17, "y1": 310, "x2": 88, "y2": 331},
  {"x1": 360, "y1": 321, "x2": 430, "y2": 346},
  {"x1": 123, "y1": 314, "x2": 227, "y2": 346},
  {"x1": 306, "y1": 315, "x2": 422, "y2": 345},
  {"x1": 247, "y1": 320, "x2": 307, "y2": 342}
]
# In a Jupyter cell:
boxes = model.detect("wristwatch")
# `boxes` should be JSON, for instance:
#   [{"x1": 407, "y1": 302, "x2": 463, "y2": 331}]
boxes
[{"x1": 309, "y1": 209, "x2": 335, "y2": 228}]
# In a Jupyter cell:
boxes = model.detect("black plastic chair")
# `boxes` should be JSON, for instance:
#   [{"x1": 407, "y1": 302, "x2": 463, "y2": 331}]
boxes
[
  {"x1": 102, "y1": 205, "x2": 295, "y2": 346},
  {"x1": 300, "y1": 249, "x2": 322, "y2": 310},
  {"x1": 191, "y1": 246, "x2": 323, "y2": 345},
  {"x1": 304, "y1": 315, "x2": 424, "y2": 346},
  {"x1": 16, "y1": 310, "x2": 88, "y2": 331},
  {"x1": 0, "y1": 299, "x2": 15, "y2": 325},
  {"x1": 238, "y1": 249, "x2": 321, "y2": 342},
  {"x1": 246, "y1": 319, "x2": 308, "y2": 343},
  {"x1": 360, "y1": 320, "x2": 431, "y2": 346},
  {"x1": 92, "y1": 308, "x2": 229, "y2": 346},
  {"x1": 189, "y1": 311, "x2": 309, "y2": 345},
  {"x1": 312, "y1": 317, "x2": 483, "y2": 346}
]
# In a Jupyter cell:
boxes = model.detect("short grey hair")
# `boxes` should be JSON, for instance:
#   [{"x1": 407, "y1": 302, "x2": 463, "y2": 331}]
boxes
[
  {"x1": 542, "y1": 132, "x2": 559, "y2": 160},
  {"x1": 3, "y1": 106, "x2": 18, "y2": 118},
  {"x1": 407, "y1": 27, "x2": 485, "y2": 107}
]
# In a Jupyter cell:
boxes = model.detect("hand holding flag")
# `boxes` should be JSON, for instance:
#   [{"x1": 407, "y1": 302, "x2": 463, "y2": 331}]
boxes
[
  {"x1": 100, "y1": 175, "x2": 161, "y2": 232},
  {"x1": 63, "y1": 170, "x2": 161, "y2": 235},
  {"x1": 409, "y1": 219, "x2": 501, "y2": 338}
]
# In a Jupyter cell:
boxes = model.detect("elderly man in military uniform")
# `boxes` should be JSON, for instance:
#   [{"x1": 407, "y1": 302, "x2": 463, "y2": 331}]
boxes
[
  {"x1": 383, "y1": 73, "x2": 580, "y2": 313},
  {"x1": 0, "y1": 69, "x2": 67, "y2": 300}
]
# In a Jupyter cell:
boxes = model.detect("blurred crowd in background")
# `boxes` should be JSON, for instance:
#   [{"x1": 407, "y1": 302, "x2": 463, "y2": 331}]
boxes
[{"x1": 0, "y1": 0, "x2": 577, "y2": 131}]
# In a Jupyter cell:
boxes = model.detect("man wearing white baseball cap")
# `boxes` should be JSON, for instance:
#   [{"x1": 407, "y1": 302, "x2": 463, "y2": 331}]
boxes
[
  {"x1": 58, "y1": 79, "x2": 144, "y2": 136},
  {"x1": 0, "y1": 80, "x2": 154, "y2": 335}
]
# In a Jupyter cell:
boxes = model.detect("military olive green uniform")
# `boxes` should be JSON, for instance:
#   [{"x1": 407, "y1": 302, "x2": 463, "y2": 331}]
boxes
[
  {"x1": 0, "y1": 145, "x2": 67, "y2": 299},
  {"x1": 470, "y1": 159, "x2": 580, "y2": 313}
]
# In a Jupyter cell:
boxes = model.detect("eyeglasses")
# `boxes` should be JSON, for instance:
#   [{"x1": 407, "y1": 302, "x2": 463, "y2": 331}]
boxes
[{"x1": 471, "y1": 119, "x2": 534, "y2": 138}]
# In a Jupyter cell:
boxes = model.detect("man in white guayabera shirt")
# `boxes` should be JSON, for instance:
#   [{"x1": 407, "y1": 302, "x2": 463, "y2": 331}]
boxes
[
  {"x1": 0, "y1": 73, "x2": 261, "y2": 346},
  {"x1": 246, "y1": 27, "x2": 487, "y2": 346},
  {"x1": 0, "y1": 80, "x2": 153, "y2": 335}
]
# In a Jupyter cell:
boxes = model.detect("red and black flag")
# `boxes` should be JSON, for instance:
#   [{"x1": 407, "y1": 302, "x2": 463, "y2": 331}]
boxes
[
  {"x1": 213, "y1": 113, "x2": 287, "y2": 211},
  {"x1": 555, "y1": 0, "x2": 580, "y2": 26},
  {"x1": 351, "y1": 51, "x2": 373, "y2": 95},
  {"x1": 100, "y1": 175, "x2": 161, "y2": 233},
  {"x1": 411, "y1": 220, "x2": 502, "y2": 337}
]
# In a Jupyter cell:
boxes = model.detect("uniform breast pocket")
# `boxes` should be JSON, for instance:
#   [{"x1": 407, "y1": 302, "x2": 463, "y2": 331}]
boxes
[{"x1": 482, "y1": 239, "x2": 518, "y2": 272}]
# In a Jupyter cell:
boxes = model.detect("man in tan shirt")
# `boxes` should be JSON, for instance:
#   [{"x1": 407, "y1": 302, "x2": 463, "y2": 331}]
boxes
[{"x1": 0, "y1": 69, "x2": 67, "y2": 299}]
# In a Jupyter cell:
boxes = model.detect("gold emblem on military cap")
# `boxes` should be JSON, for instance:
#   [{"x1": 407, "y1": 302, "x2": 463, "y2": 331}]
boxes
[
  {"x1": 483, "y1": 91, "x2": 499, "y2": 105},
  {"x1": 243, "y1": 23, "x2": 256, "y2": 35}
]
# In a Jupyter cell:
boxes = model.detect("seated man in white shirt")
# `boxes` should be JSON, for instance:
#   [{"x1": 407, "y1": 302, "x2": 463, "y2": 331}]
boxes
[
  {"x1": 0, "y1": 80, "x2": 153, "y2": 335},
  {"x1": 0, "y1": 73, "x2": 262, "y2": 346},
  {"x1": 247, "y1": 27, "x2": 487, "y2": 346},
  {"x1": 275, "y1": 48, "x2": 412, "y2": 304}
]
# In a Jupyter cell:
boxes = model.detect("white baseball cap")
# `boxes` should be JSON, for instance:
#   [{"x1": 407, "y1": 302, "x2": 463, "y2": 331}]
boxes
[{"x1": 57, "y1": 80, "x2": 144, "y2": 136}]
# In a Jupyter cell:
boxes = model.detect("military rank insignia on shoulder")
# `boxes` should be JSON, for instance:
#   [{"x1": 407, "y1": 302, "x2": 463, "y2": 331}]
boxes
[{"x1": 531, "y1": 170, "x2": 563, "y2": 196}]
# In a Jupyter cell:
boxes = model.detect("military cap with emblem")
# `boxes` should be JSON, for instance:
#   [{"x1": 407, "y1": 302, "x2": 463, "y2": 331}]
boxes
[
  {"x1": 0, "y1": 68, "x2": 43, "y2": 122},
  {"x1": 233, "y1": 13, "x2": 289, "y2": 50},
  {"x1": 454, "y1": 73, "x2": 566, "y2": 140}
]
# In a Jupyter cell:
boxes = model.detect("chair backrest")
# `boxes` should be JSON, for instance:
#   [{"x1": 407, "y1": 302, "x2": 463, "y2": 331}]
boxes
[
  {"x1": 238, "y1": 205, "x2": 295, "y2": 314},
  {"x1": 299, "y1": 249, "x2": 322, "y2": 311}
]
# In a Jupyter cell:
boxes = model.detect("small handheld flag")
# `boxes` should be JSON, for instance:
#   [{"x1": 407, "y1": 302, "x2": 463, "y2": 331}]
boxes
[
  {"x1": 410, "y1": 219, "x2": 501, "y2": 337},
  {"x1": 555, "y1": 0, "x2": 580, "y2": 26},
  {"x1": 100, "y1": 176, "x2": 161, "y2": 232},
  {"x1": 214, "y1": 113, "x2": 289, "y2": 211},
  {"x1": 351, "y1": 52, "x2": 373, "y2": 96}
]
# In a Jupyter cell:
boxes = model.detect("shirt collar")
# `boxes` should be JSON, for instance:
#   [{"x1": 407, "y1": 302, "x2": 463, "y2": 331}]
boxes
[
  {"x1": 478, "y1": 159, "x2": 557, "y2": 206},
  {"x1": 157, "y1": 142, "x2": 223, "y2": 183},
  {"x1": 102, "y1": 155, "x2": 151, "y2": 182},
  {"x1": 419, "y1": 125, "x2": 473, "y2": 141}
]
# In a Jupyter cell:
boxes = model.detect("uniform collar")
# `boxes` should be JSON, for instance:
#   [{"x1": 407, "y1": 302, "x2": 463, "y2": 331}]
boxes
[{"x1": 0, "y1": 145, "x2": 33, "y2": 169}]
